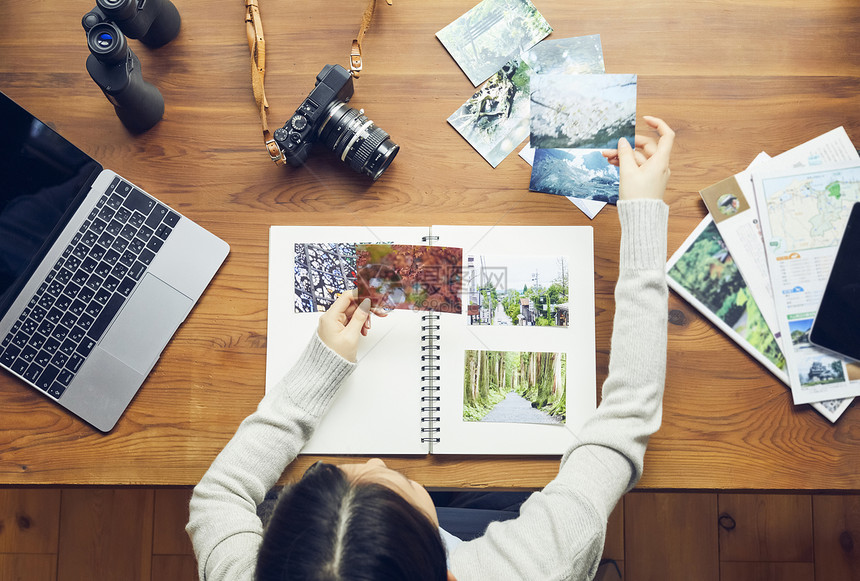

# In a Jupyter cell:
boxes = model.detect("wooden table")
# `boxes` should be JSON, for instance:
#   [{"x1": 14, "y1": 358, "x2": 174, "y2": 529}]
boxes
[{"x1": 0, "y1": 0, "x2": 858, "y2": 490}]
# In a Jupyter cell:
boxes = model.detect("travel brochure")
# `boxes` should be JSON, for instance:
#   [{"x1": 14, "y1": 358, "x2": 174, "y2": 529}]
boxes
[
  {"x1": 678, "y1": 127, "x2": 860, "y2": 420},
  {"x1": 438, "y1": 0, "x2": 635, "y2": 218},
  {"x1": 755, "y1": 161, "x2": 860, "y2": 405},
  {"x1": 698, "y1": 152, "x2": 779, "y2": 333},
  {"x1": 666, "y1": 215, "x2": 851, "y2": 423}
]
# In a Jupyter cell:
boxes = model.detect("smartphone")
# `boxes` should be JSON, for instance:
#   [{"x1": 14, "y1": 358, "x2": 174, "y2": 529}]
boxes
[{"x1": 809, "y1": 202, "x2": 860, "y2": 361}]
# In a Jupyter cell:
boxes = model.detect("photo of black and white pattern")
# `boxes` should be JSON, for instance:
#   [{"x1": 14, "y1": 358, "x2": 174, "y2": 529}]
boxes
[{"x1": 294, "y1": 243, "x2": 357, "y2": 313}]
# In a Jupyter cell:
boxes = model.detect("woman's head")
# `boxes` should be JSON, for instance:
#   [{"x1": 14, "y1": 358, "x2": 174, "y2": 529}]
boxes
[{"x1": 255, "y1": 460, "x2": 448, "y2": 581}]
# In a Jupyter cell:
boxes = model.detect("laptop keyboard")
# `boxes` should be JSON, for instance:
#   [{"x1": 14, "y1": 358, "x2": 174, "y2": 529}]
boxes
[{"x1": 0, "y1": 177, "x2": 178, "y2": 400}]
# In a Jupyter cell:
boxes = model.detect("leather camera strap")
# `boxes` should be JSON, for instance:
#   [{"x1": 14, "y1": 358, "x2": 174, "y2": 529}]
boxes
[
  {"x1": 351, "y1": 0, "x2": 394, "y2": 77},
  {"x1": 244, "y1": 0, "x2": 281, "y2": 163},
  {"x1": 244, "y1": 0, "x2": 393, "y2": 165}
]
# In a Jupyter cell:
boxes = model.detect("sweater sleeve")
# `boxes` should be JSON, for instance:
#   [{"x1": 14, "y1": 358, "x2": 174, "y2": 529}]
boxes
[
  {"x1": 450, "y1": 199, "x2": 669, "y2": 581},
  {"x1": 567, "y1": 198, "x2": 669, "y2": 492},
  {"x1": 186, "y1": 333, "x2": 355, "y2": 581}
]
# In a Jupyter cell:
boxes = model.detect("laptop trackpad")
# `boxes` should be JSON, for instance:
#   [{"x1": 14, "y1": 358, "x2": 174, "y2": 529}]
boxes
[{"x1": 99, "y1": 274, "x2": 193, "y2": 375}]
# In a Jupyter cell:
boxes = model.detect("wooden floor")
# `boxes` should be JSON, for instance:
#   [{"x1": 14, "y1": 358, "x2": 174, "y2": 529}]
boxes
[{"x1": 1, "y1": 488, "x2": 859, "y2": 580}]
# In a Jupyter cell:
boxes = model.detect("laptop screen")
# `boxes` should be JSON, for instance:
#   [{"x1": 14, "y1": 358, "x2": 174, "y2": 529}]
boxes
[{"x1": 0, "y1": 92, "x2": 101, "y2": 308}]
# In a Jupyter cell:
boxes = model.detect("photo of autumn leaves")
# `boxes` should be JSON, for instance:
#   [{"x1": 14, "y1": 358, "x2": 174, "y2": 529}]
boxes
[{"x1": 355, "y1": 244, "x2": 463, "y2": 312}]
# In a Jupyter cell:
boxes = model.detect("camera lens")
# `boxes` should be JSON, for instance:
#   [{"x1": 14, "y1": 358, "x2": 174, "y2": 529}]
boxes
[
  {"x1": 87, "y1": 23, "x2": 128, "y2": 65},
  {"x1": 317, "y1": 102, "x2": 399, "y2": 181}
]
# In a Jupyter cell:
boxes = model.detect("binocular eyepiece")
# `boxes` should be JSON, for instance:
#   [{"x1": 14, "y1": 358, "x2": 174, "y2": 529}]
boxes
[
  {"x1": 86, "y1": 22, "x2": 128, "y2": 65},
  {"x1": 84, "y1": 0, "x2": 181, "y2": 48},
  {"x1": 82, "y1": 0, "x2": 181, "y2": 133}
]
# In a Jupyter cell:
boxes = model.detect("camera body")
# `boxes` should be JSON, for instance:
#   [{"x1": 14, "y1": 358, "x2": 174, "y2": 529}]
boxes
[
  {"x1": 273, "y1": 64, "x2": 399, "y2": 181},
  {"x1": 276, "y1": 64, "x2": 355, "y2": 168}
]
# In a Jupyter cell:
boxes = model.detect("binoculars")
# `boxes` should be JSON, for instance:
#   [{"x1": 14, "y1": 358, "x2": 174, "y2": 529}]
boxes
[{"x1": 82, "y1": 0, "x2": 181, "y2": 133}]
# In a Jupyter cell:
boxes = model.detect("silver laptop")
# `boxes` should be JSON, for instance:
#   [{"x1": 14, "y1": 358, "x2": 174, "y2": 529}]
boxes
[{"x1": 0, "y1": 91, "x2": 229, "y2": 431}]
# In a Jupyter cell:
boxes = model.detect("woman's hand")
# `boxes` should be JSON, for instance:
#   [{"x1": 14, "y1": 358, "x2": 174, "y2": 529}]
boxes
[
  {"x1": 317, "y1": 291, "x2": 372, "y2": 362},
  {"x1": 602, "y1": 115, "x2": 675, "y2": 201}
]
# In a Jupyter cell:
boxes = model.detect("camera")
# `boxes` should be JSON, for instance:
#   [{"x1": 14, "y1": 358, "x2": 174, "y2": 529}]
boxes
[{"x1": 273, "y1": 64, "x2": 399, "y2": 181}]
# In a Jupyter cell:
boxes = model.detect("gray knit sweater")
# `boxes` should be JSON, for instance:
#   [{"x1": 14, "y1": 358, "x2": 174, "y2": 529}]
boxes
[{"x1": 186, "y1": 199, "x2": 669, "y2": 581}]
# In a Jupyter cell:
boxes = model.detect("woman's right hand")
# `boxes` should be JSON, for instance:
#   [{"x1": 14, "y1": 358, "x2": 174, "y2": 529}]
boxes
[
  {"x1": 317, "y1": 291, "x2": 372, "y2": 362},
  {"x1": 602, "y1": 115, "x2": 675, "y2": 201}
]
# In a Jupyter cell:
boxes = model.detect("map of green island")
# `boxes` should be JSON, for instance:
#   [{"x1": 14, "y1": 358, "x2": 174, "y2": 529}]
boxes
[{"x1": 764, "y1": 172, "x2": 860, "y2": 252}]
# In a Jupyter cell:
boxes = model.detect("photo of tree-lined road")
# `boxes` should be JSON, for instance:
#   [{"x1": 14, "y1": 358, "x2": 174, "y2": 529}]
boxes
[
  {"x1": 467, "y1": 254, "x2": 569, "y2": 326},
  {"x1": 463, "y1": 349, "x2": 566, "y2": 424}
]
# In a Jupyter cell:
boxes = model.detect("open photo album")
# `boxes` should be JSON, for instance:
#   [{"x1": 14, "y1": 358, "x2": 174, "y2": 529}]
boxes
[{"x1": 266, "y1": 225, "x2": 596, "y2": 455}]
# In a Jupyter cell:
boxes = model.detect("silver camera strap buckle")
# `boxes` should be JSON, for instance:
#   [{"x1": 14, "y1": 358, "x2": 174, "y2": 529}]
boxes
[
  {"x1": 266, "y1": 139, "x2": 286, "y2": 165},
  {"x1": 349, "y1": 40, "x2": 363, "y2": 78}
]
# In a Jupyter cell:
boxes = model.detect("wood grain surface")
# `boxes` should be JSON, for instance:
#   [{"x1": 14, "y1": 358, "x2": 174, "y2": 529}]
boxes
[{"x1": 0, "y1": 0, "x2": 858, "y2": 488}]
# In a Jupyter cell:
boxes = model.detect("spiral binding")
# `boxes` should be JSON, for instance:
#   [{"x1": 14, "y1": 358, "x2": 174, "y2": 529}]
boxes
[
  {"x1": 420, "y1": 312, "x2": 441, "y2": 445},
  {"x1": 421, "y1": 235, "x2": 440, "y2": 242}
]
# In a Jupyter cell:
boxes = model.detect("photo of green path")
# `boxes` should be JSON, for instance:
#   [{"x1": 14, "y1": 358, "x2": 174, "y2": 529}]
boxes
[{"x1": 463, "y1": 349, "x2": 566, "y2": 424}]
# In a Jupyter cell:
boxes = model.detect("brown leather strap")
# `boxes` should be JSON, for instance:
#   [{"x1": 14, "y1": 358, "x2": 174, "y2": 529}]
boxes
[
  {"x1": 247, "y1": 0, "x2": 392, "y2": 164},
  {"x1": 351, "y1": 0, "x2": 393, "y2": 78},
  {"x1": 245, "y1": 0, "x2": 284, "y2": 163}
]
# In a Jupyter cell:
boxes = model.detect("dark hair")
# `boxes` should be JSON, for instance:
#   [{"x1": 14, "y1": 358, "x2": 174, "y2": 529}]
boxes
[{"x1": 255, "y1": 462, "x2": 448, "y2": 581}]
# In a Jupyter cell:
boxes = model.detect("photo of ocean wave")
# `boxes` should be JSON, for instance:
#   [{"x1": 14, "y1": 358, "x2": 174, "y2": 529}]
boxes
[{"x1": 529, "y1": 149, "x2": 620, "y2": 204}]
